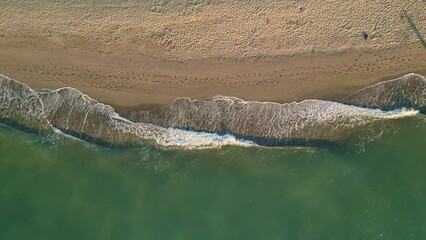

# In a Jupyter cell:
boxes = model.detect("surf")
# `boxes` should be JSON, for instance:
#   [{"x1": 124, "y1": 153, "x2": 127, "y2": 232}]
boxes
[{"x1": 0, "y1": 73, "x2": 425, "y2": 149}]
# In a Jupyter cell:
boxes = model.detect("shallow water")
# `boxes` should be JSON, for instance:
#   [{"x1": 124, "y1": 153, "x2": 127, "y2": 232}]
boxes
[{"x1": 1, "y1": 116, "x2": 426, "y2": 240}]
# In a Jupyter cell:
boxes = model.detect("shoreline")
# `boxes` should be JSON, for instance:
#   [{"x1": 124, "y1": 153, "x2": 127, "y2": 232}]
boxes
[{"x1": 1, "y1": 73, "x2": 425, "y2": 149}]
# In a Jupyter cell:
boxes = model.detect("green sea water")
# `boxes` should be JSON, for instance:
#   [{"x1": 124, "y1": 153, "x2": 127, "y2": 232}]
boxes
[{"x1": 0, "y1": 116, "x2": 426, "y2": 240}]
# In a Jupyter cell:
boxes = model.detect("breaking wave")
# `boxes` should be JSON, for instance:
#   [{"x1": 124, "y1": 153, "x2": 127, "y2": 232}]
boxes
[{"x1": 0, "y1": 73, "x2": 425, "y2": 149}]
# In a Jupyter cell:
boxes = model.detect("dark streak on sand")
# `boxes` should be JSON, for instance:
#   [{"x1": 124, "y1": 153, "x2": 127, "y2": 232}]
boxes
[{"x1": 403, "y1": 10, "x2": 426, "y2": 49}]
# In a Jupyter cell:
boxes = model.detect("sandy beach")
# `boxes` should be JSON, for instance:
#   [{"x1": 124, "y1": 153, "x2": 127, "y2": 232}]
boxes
[{"x1": 1, "y1": 0, "x2": 425, "y2": 109}]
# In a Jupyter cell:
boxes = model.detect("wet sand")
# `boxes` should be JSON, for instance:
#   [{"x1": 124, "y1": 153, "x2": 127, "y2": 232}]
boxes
[{"x1": 1, "y1": 43, "x2": 425, "y2": 110}]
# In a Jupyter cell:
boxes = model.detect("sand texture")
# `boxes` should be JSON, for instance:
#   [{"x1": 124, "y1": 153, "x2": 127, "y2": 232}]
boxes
[{"x1": 1, "y1": 0, "x2": 426, "y2": 107}]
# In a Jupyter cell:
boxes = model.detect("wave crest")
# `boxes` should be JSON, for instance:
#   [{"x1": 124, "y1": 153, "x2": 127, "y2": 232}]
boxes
[{"x1": 342, "y1": 73, "x2": 426, "y2": 110}]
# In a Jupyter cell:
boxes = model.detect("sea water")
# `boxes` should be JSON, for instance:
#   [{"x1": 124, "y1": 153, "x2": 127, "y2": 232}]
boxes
[{"x1": 0, "y1": 115, "x2": 425, "y2": 240}]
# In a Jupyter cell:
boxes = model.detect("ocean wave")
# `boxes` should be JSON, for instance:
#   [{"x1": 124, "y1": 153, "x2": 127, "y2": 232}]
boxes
[
  {"x1": 0, "y1": 73, "x2": 424, "y2": 149},
  {"x1": 341, "y1": 73, "x2": 426, "y2": 111},
  {"x1": 123, "y1": 95, "x2": 421, "y2": 142}
]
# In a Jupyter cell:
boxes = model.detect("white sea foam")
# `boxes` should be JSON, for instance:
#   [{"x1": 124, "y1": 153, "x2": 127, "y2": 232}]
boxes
[
  {"x1": 111, "y1": 113, "x2": 134, "y2": 124},
  {"x1": 378, "y1": 108, "x2": 419, "y2": 119},
  {"x1": 156, "y1": 128, "x2": 256, "y2": 149},
  {"x1": 49, "y1": 107, "x2": 419, "y2": 149},
  {"x1": 1, "y1": 73, "x2": 425, "y2": 150},
  {"x1": 52, "y1": 127, "x2": 82, "y2": 142}
]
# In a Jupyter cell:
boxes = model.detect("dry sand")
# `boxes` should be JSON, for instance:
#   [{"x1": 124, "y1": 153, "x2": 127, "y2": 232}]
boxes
[{"x1": 1, "y1": 0, "x2": 425, "y2": 109}]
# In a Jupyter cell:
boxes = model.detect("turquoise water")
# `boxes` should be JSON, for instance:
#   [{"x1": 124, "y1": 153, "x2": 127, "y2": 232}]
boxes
[{"x1": 1, "y1": 117, "x2": 426, "y2": 240}]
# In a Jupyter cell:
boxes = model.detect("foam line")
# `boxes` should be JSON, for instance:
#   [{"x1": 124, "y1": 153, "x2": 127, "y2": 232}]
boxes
[{"x1": 0, "y1": 73, "x2": 424, "y2": 149}]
